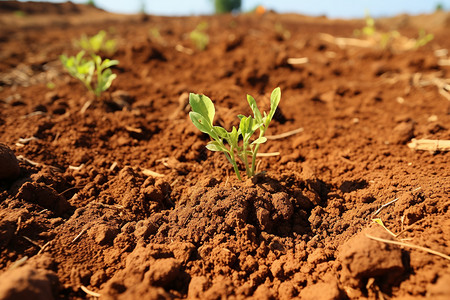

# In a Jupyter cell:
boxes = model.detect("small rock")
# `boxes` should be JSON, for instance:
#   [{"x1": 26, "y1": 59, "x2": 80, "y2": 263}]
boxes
[
  {"x1": 0, "y1": 143, "x2": 20, "y2": 180},
  {"x1": 389, "y1": 122, "x2": 414, "y2": 145}
]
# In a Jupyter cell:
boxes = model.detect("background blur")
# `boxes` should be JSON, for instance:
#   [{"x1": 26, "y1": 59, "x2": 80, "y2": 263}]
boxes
[{"x1": 16, "y1": 0, "x2": 450, "y2": 18}]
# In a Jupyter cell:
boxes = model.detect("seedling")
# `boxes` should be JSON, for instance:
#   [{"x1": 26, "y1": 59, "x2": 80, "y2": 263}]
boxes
[
  {"x1": 189, "y1": 87, "x2": 281, "y2": 180},
  {"x1": 353, "y1": 12, "x2": 433, "y2": 51},
  {"x1": 76, "y1": 30, "x2": 117, "y2": 56},
  {"x1": 60, "y1": 51, "x2": 119, "y2": 98},
  {"x1": 274, "y1": 22, "x2": 291, "y2": 40},
  {"x1": 190, "y1": 22, "x2": 209, "y2": 51},
  {"x1": 354, "y1": 14, "x2": 375, "y2": 37},
  {"x1": 414, "y1": 29, "x2": 434, "y2": 49}
]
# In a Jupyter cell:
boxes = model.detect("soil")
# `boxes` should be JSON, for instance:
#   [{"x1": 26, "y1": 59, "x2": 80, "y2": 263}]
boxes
[{"x1": 1, "y1": 2, "x2": 449, "y2": 299}]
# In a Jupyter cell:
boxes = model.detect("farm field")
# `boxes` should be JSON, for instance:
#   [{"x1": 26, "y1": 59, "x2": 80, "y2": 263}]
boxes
[{"x1": 0, "y1": 2, "x2": 449, "y2": 299}]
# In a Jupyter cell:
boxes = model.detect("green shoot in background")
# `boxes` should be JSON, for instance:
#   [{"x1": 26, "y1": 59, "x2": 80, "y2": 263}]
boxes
[
  {"x1": 415, "y1": 29, "x2": 434, "y2": 49},
  {"x1": 60, "y1": 50, "x2": 119, "y2": 98},
  {"x1": 190, "y1": 22, "x2": 210, "y2": 51},
  {"x1": 76, "y1": 30, "x2": 117, "y2": 56},
  {"x1": 189, "y1": 87, "x2": 281, "y2": 180}
]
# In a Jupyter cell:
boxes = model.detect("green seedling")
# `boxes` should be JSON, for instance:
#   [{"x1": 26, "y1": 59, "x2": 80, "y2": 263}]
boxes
[
  {"x1": 76, "y1": 30, "x2": 117, "y2": 56},
  {"x1": 86, "y1": 0, "x2": 96, "y2": 7},
  {"x1": 274, "y1": 22, "x2": 291, "y2": 40},
  {"x1": 415, "y1": 29, "x2": 434, "y2": 49},
  {"x1": 189, "y1": 87, "x2": 281, "y2": 180},
  {"x1": 46, "y1": 82, "x2": 56, "y2": 90},
  {"x1": 60, "y1": 50, "x2": 119, "y2": 98},
  {"x1": 13, "y1": 10, "x2": 26, "y2": 18},
  {"x1": 354, "y1": 13, "x2": 375, "y2": 37},
  {"x1": 190, "y1": 22, "x2": 210, "y2": 51}
]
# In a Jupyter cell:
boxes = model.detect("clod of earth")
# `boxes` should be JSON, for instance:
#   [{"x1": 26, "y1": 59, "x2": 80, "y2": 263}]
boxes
[{"x1": 0, "y1": 143, "x2": 20, "y2": 180}]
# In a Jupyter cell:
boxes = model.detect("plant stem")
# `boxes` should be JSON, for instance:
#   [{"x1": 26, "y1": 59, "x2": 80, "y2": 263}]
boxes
[
  {"x1": 242, "y1": 142, "x2": 252, "y2": 178},
  {"x1": 227, "y1": 148, "x2": 241, "y2": 181},
  {"x1": 251, "y1": 128, "x2": 266, "y2": 175},
  {"x1": 95, "y1": 59, "x2": 101, "y2": 98}
]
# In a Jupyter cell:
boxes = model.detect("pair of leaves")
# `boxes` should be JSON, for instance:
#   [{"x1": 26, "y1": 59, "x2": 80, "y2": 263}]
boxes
[{"x1": 77, "y1": 30, "x2": 117, "y2": 55}]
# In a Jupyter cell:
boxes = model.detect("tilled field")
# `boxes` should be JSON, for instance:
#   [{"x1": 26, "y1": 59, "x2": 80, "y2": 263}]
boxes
[{"x1": 0, "y1": 2, "x2": 449, "y2": 299}]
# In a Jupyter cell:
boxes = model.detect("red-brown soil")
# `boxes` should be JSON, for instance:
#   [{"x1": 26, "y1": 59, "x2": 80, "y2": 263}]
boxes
[{"x1": 1, "y1": 2, "x2": 449, "y2": 299}]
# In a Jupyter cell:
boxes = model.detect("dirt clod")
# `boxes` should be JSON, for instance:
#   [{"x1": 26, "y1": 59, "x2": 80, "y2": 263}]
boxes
[
  {"x1": 0, "y1": 265, "x2": 59, "y2": 300},
  {"x1": 299, "y1": 281, "x2": 345, "y2": 300},
  {"x1": 0, "y1": 143, "x2": 20, "y2": 181},
  {"x1": 16, "y1": 182, "x2": 70, "y2": 215},
  {"x1": 338, "y1": 226, "x2": 404, "y2": 288},
  {"x1": 389, "y1": 121, "x2": 415, "y2": 145}
]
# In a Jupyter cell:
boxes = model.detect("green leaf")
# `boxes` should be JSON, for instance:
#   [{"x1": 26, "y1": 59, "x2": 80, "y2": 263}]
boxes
[
  {"x1": 247, "y1": 94, "x2": 262, "y2": 123},
  {"x1": 228, "y1": 126, "x2": 239, "y2": 147},
  {"x1": 189, "y1": 111, "x2": 213, "y2": 133},
  {"x1": 239, "y1": 116, "x2": 250, "y2": 135},
  {"x1": 206, "y1": 141, "x2": 228, "y2": 152},
  {"x1": 76, "y1": 50, "x2": 86, "y2": 63},
  {"x1": 251, "y1": 136, "x2": 267, "y2": 145},
  {"x1": 240, "y1": 116, "x2": 256, "y2": 144},
  {"x1": 99, "y1": 70, "x2": 116, "y2": 92},
  {"x1": 189, "y1": 93, "x2": 215, "y2": 126},
  {"x1": 213, "y1": 126, "x2": 228, "y2": 138},
  {"x1": 267, "y1": 87, "x2": 281, "y2": 123},
  {"x1": 101, "y1": 58, "x2": 119, "y2": 70}
]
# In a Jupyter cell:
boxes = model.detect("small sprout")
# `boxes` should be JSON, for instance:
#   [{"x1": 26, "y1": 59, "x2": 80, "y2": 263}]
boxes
[
  {"x1": 353, "y1": 12, "x2": 433, "y2": 51},
  {"x1": 13, "y1": 10, "x2": 26, "y2": 18},
  {"x1": 415, "y1": 29, "x2": 434, "y2": 49},
  {"x1": 86, "y1": 0, "x2": 96, "y2": 7},
  {"x1": 274, "y1": 22, "x2": 291, "y2": 40},
  {"x1": 354, "y1": 12, "x2": 375, "y2": 37},
  {"x1": 46, "y1": 82, "x2": 56, "y2": 90},
  {"x1": 76, "y1": 30, "x2": 117, "y2": 56},
  {"x1": 189, "y1": 87, "x2": 281, "y2": 180},
  {"x1": 60, "y1": 51, "x2": 119, "y2": 98},
  {"x1": 149, "y1": 27, "x2": 166, "y2": 45},
  {"x1": 190, "y1": 22, "x2": 210, "y2": 51}
]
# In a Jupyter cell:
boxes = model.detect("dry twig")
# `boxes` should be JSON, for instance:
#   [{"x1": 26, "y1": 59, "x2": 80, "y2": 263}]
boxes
[
  {"x1": 407, "y1": 139, "x2": 450, "y2": 153},
  {"x1": 142, "y1": 168, "x2": 165, "y2": 177},
  {"x1": 266, "y1": 127, "x2": 304, "y2": 140},
  {"x1": 80, "y1": 285, "x2": 101, "y2": 298},
  {"x1": 71, "y1": 228, "x2": 86, "y2": 243}
]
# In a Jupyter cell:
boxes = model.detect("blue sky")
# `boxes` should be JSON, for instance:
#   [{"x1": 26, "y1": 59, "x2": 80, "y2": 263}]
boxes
[{"x1": 19, "y1": 0, "x2": 450, "y2": 18}]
